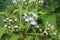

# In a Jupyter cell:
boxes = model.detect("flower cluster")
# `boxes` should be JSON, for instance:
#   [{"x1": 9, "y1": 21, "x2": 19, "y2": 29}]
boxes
[
  {"x1": 23, "y1": 12, "x2": 39, "y2": 28},
  {"x1": 42, "y1": 21, "x2": 55, "y2": 35},
  {"x1": 3, "y1": 17, "x2": 19, "y2": 30},
  {"x1": 46, "y1": 21, "x2": 54, "y2": 30}
]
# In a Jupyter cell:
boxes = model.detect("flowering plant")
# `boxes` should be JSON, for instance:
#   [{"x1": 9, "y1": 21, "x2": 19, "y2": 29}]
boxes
[{"x1": 0, "y1": 0, "x2": 60, "y2": 40}]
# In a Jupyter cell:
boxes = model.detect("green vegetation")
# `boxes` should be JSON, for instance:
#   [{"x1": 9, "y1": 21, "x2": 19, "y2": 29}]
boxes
[{"x1": 0, "y1": 0, "x2": 60, "y2": 40}]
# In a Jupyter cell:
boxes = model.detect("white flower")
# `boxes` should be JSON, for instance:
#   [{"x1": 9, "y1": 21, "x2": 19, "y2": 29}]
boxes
[
  {"x1": 14, "y1": 18, "x2": 17, "y2": 21},
  {"x1": 29, "y1": 17, "x2": 34, "y2": 21},
  {"x1": 9, "y1": 19, "x2": 13, "y2": 22},
  {"x1": 47, "y1": 28, "x2": 50, "y2": 30},
  {"x1": 32, "y1": 12, "x2": 39, "y2": 19},
  {"x1": 47, "y1": 25, "x2": 54, "y2": 30},
  {"x1": 39, "y1": 29, "x2": 42, "y2": 32},
  {"x1": 14, "y1": 25, "x2": 18, "y2": 28},
  {"x1": 8, "y1": 26, "x2": 11, "y2": 29},
  {"x1": 48, "y1": 23, "x2": 51, "y2": 27},
  {"x1": 25, "y1": 18, "x2": 30, "y2": 22},
  {"x1": 29, "y1": 0, "x2": 32, "y2": 3},
  {"x1": 30, "y1": 20, "x2": 37, "y2": 25},
  {"x1": 4, "y1": 24, "x2": 7, "y2": 28},
  {"x1": 44, "y1": 31, "x2": 48, "y2": 35},
  {"x1": 6, "y1": 18, "x2": 9, "y2": 20},
  {"x1": 23, "y1": 13, "x2": 28, "y2": 19},
  {"x1": 12, "y1": 0, "x2": 17, "y2": 4},
  {"x1": 23, "y1": 13, "x2": 27, "y2": 17},
  {"x1": 23, "y1": 16, "x2": 26, "y2": 19}
]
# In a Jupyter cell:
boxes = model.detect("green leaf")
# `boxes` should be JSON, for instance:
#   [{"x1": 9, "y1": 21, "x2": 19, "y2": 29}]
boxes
[
  {"x1": 41, "y1": 13, "x2": 57, "y2": 29},
  {"x1": 25, "y1": 35, "x2": 34, "y2": 40},
  {"x1": 50, "y1": 34, "x2": 59, "y2": 40},
  {"x1": 9, "y1": 34, "x2": 20, "y2": 40},
  {"x1": 35, "y1": 36, "x2": 40, "y2": 40},
  {"x1": 0, "y1": 27, "x2": 6, "y2": 38}
]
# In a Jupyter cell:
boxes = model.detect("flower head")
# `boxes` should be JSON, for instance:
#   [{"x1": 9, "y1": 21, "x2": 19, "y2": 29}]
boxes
[
  {"x1": 8, "y1": 26, "x2": 11, "y2": 29},
  {"x1": 4, "y1": 24, "x2": 8, "y2": 28},
  {"x1": 14, "y1": 25, "x2": 18, "y2": 29},
  {"x1": 6, "y1": 18, "x2": 9, "y2": 20},
  {"x1": 23, "y1": 13, "x2": 27, "y2": 17},
  {"x1": 44, "y1": 31, "x2": 48, "y2": 35},
  {"x1": 48, "y1": 23, "x2": 51, "y2": 26},
  {"x1": 25, "y1": 18, "x2": 30, "y2": 22},
  {"x1": 14, "y1": 18, "x2": 17, "y2": 21},
  {"x1": 39, "y1": 29, "x2": 42, "y2": 32},
  {"x1": 32, "y1": 12, "x2": 39, "y2": 19},
  {"x1": 30, "y1": 20, "x2": 37, "y2": 25},
  {"x1": 12, "y1": 0, "x2": 17, "y2": 4},
  {"x1": 9, "y1": 19, "x2": 13, "y2": 22},
  {"x1": 29, "y1": 17, "x2": 34, "y2": 21}
]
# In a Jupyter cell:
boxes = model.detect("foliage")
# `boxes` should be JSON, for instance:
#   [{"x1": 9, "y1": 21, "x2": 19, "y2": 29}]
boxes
[{"x1": 0, "y1": 0, "x2": 60, "y2": 40}]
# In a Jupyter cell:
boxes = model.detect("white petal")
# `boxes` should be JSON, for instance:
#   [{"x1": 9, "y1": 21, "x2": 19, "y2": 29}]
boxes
[
  {"x1": 23, "y1": 16, "x2": 26, "y2": 19},
  {"x1": 4, "y1": 24, "x2": 7, "y2": 27},
  {"x1": 39, "y1": 29, "x2": 42, "y2": 32},
  {"x1": 29, "y1": 17, "x2": 34, "y2": 21},
  {"x1": 25, "y1": 18, "x2": 30, "y2": 22},
  {"x1": 6, "y1": 18, "x2": 9, "y2": 20},
  {"x1": 30, "y1": 20, "x2": 37, "y2": 25},
  {"x1": 12, "y1": 0, "x2": 17, "y2": 4},
  {"x1": 24, "y1": 13, "x2": 27, "y2": 17},
  {"x1": 14, "y1": 18, "x2": 17, "y2": 21},
  {"x1": 44, "y1": 31, "x2": 48, "y2": 35},
  {"x1": 9, "y1": 19, "x2": 13, "y2": 22},
  {"x1": 48, "y1": 24, "x2": 51, "y2": 26},
  {"x1": 8, "y1": 26, "x2": 11, "y2": 29},
  {"x1": 32, "y1": 12, "x2": 39, "y2": 19},
  {"x1": 47, "y1": 28, "x2": 50, "y2": 30},
  {"x1": 14, "y1": 25, "x2": 18, "y2": 28}
]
